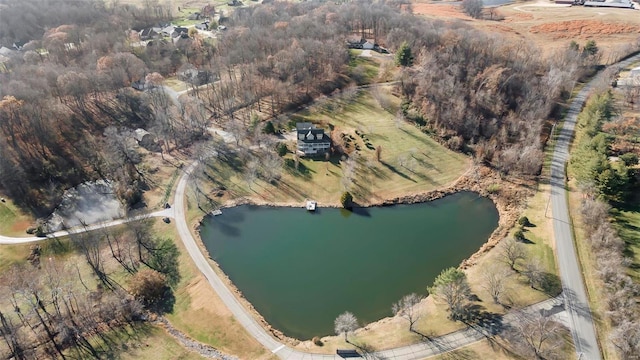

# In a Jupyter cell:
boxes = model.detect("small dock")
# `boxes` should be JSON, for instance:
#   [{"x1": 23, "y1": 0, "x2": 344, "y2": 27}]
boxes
[
  {"x1": 211, "y1": 209, "x2": 222, "y2": 216},
  {"x1": 306, "y1": 200, "x2": 317, "y2": 212}
]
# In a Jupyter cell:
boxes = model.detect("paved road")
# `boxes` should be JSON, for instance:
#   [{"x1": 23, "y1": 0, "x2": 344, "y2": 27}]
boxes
[
  {"x1": 550, "y1": 53, "x2": 640, "y2": 360},
  {"x1": 0, "y1": 207, "x2": 174, "y2": 245},
  {"x1": 175, "y1": 161, "x2": 567, "y2": 360}
]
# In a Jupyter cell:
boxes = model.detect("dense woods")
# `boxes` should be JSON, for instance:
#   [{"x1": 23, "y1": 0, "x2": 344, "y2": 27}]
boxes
[{"x1": 0, "y1": 0, "x2": 582, "y2": 216}]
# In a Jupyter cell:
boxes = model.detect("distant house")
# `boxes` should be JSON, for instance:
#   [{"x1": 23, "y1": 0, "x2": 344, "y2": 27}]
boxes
[
  {"x1": 173, "y1": 33, "x2": 193, "y2": 47},
  {"x1": 171, "y1": 27, "x2": 189, "y2": 39},
  {"x1": 347, "y1": 38, "x2": 378, "y2": 51},
  {"x1": 296, "y1": 122, "x2": 331, "y2": 156},
  {"x1": 131, "y1": 78, "x2": 147, "y2": 91},
  {"x1": 195, "y1": 21, "x2": 210, "y2": 31},
  {"x1": 139, "y1": 28, "x2": 159, "y2": 40},
  {"x1": 134, "y1": 129, "x2": 159, "y2": 151},
  {"x1": 178, "y1": 68, "x2": 214, "y2": 85},
  {"x1": 12, "y1": 41, "x2": 26, "y2": 51},
  {"x1": 160, "y1": 25, "x2": 176, "y2": 37}
]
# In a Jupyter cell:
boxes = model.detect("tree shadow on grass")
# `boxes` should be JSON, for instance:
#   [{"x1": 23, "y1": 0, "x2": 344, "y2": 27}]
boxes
[
  {"x1": 97, "y1": 322, "x2": 156, "y2": 359},
  {"x1": 284, "y1": 158, "x2": 313, "y2": 180},
  {"x1": 459, "y1": 304, "x2": 504, "y2": 336},
  {"x1": 379, "y1": 161, "x2": 415, "y2": 182}
]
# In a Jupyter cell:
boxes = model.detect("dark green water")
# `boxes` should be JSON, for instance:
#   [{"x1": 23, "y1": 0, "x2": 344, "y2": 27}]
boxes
[{"x1": 199, "y1": 192, "x2": 498, "y2": 340}]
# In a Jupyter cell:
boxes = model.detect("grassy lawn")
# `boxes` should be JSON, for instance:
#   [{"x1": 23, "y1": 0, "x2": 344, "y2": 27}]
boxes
[
  {"x1": 349, "y1": 51, "x2": 380, "y2": 85},
  {"x1": 164, "y1": 77, "x2": 189, "y2": 93},
  {"x1": 0, "y1": 195, "x2": 33, "y2": 236},
  {"x1": 202, "y1": 89, "x2": 470, "y2": 207},
  {"x1": 118, "y1": 325, "x2": 205, "y2": 360}
]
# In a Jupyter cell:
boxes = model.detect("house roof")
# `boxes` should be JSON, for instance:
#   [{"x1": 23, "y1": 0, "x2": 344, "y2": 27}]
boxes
[
  {"x1": 296, "y1": 122, "x2": 313, "y2": 130},
  {"x1": 140, "y1": 28, "x2": 157, "y2": 37},
  {"x1": 161, "y1": 25, "x2": 175, "y2": 35},
  {"x1": 134, "y1": 128, "x2": 151, "y2": 142},
  {"x1": 296, "y1": 122, "x2": 330, "y2": 143},
  {"x1": 173, "y1": 27, "x2": 189, "y2": 36}
]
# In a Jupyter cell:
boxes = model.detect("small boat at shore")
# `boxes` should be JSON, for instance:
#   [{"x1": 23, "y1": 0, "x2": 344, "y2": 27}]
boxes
[
  {"x1": 306, "y1": 200, "x2": 317, "y2": 212},
  {"x1": 211, "y1": 209, "x2": 222, "y2": 216}
]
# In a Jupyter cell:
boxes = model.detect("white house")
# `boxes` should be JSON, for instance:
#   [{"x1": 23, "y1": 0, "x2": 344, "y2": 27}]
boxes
[{"x1": 296, "y1": 122, "x2": 331, "y2": 156}]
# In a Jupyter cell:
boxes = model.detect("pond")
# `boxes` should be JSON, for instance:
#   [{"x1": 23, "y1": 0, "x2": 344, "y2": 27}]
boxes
[{"x1": 199, "y1": 192, "x2": 499, "y2": 340}]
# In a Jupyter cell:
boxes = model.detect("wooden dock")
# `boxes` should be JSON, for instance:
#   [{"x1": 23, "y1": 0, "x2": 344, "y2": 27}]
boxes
[{"x1": 306, "y1": 200, "x2": 317, "y2": 211}]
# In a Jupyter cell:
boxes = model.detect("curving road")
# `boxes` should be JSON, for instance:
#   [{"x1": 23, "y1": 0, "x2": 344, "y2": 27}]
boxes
[
  {"x1": 0, "y1": 208, "x2": 174, "y2": 245},
  {"x1": 550, "y1": 53, "x2": 640, "y2": 360},
  {"x1": 174, "y1": 161, "x2": 567, "y2": 360}
]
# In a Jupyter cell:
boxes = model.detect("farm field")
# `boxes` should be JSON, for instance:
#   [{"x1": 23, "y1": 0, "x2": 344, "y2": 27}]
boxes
[{"x1": 412, "y1": 0, "x2": 640, "y2": 60}]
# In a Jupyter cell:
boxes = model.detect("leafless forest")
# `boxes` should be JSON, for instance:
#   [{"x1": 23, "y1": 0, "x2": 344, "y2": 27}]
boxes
[{"x1": 0, "y1": 0, "x2": 586, "y2": 216}]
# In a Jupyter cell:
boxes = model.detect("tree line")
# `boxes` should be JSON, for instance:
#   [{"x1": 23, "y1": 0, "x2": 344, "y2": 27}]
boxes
[{"x1": 570, "y1": 93, "x2": 640, "y2": 359}]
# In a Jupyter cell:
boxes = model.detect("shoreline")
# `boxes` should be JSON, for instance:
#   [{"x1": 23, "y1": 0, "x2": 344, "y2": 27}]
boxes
[{"x1": 189, "y1": 164, "x2": 533, "y2": 350}]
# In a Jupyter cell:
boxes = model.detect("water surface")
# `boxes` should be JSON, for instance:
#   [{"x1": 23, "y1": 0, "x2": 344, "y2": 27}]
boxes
[{"x1": 200, "y1": 192, "x2": 498, "y2": 339}]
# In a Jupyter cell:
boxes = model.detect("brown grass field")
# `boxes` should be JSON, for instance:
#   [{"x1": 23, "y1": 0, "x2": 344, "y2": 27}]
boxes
[{"x1": 412, "y1": 0, "x2": 640, "y2": 60}]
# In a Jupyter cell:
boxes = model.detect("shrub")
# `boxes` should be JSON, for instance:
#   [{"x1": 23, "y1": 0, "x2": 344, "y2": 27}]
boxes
[
  {"x1": 312, "y1": 336, "x2": 323, "y2": 346},
  {"x1": 340, "y1": 191, "x2": 353, "y2": 209},
  {"x1": 486, "y1": 184, "x2": 500, "y2": 194},
  {"x1": 129, "y1": 269, "x2": 170, "y2": 307},
  {"x1": 514, "y1": 228, "x2": 526, "y2": 242},
  {"x1": 263, "y1": 121, "x2": 276, "y2": 134},
  {"x1": 620, "y1": 153, "x2": 638, "y2": 166},
  {"x1": 461, "y1": 0, "x2": 483, "y2": 19},
  {"x1": 276, "y1": 142, "x2": 288, "y2": 157},
  {"x1": 518, "y1": 216, "x2": 531, "y2": 227}
]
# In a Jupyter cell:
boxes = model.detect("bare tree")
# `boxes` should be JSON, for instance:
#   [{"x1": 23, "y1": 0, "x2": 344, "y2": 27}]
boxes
[
  {"x1": 261, "y1": 151, "x2": 284, "y2": 183},
  {"x1": 505, "y1": 312, "x2": 565, "y2": 360},
  {"x1": 523, "y1": 258, "x2": 544, "y2": 290},
  {"x1": 0, "y1": 311, "x2": 27, "y2": 360},
  {"x1": 482, "y1": 266, "x2": 510, "y2": 304},
  {"x1": 392, "y1": 293, "x2": 423, "y2": 331},
  {"x1": 610, "y1": 318, "x2": 640, "y2": 359},
  {"x1": 461, "y1": 0, "x2": 483, "y2": 19},
  {"x1": 244, "y1": 159, "x2": 259, "y2": 189},
  {"x1": 334, "y1": 311, "x2": 359, "y2": 342},
  {"x1": 499, "y1": 237, "x2": 525, "y2": 271}
]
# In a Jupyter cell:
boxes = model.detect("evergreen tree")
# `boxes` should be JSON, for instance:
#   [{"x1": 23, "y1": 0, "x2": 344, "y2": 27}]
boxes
[{"x1": 395, "y1": 41, "x2": 413, "y2": 67}]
